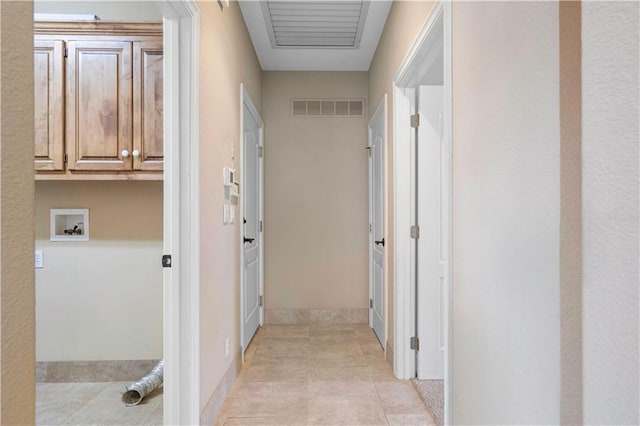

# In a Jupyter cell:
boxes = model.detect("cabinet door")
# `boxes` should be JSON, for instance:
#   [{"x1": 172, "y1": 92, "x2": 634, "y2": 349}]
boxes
[
  {"x1": 66, "y1": 40, "x2": 132, "y2": 171},
  {"x1": 34, "y1": 39, "x2": 64, "y2": 171},
  {"x1": 133, "y1": 41, "x2": 163, "y2": 171}
]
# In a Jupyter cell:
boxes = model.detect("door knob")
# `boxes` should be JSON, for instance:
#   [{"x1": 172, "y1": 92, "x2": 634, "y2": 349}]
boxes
[
  {"x1": 375, "y1": 238, "x2": 385, "y2": 247},
  {"x1": 132, "y1": 150, "x2": 140, "y2": 158},
  {"x1": 121, "y1": 149, "x2": 130, "y2": 157},
  {"x1": 243, "y1": 237, "x2": 255, "y2": 244}
]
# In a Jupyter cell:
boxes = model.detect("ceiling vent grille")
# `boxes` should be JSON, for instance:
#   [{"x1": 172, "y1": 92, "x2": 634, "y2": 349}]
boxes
[
  {"x1": 262, "y1": 1, "x2": 369, "y2": 48},
  {"x1": 291, "y1": 99, "x2": 366, "y2": 118}
]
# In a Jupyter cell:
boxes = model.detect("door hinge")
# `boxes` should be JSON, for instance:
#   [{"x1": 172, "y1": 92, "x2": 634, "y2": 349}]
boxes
[
  {"x1": 410, "y1": 114, "x2": 420, "y2": 128},
  {"x1": 63, "y1": 154, "x2": 68, "y2": 163},
  {"x1": 162, "y1": 255, "x2": 172, "y2": 268},
  {"x1": 64, "y1": 47, "x2": 68, "y2": 58},
  {"x1": 259, "y1": 220, "x2": 263, "y2": 232},
  {"x1": 369, "y1": 223, "x2": 372, "y2": 233},
  {"x1": 369, "y1": 299, "x2": 373, "y2": 309},
  {"x1": 410, "y1": 225, "x2": 420, "y2": 239},
  {"x1": 259, "y1": 295, "x2": 263, "y2": 307},
  {"x1": 365, "y1": 146, "x2": 371, "y2": 157},
  {"x1": 410, "y1": 336, "x2": 420, "y2": 351},
  {"x1": 258, "y1": 146, "x2": 263, "y2": 158}
]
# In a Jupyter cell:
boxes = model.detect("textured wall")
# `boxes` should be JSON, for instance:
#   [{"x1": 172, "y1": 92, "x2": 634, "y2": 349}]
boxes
[
  {"x1": 367, "y1": 0, "x2": 435, "y2": 353},
  {"x1": 559, "y1": 2, "x2": 583, "y2": 423},
  {"x1": 198, "y1": 0, "x2": 262, "y2": 417},
  {"x1": 262, "y1": 71, "x2": 369, "y2": 310},
  {"x1": 35, "y1": 181, "x2": 163, "y2": 361},
  {"x1": 582, "y1": 2, "x2": 639, "y2": 423},
  {"x1": 0, "y1": 1, "x2": 36, "y2": 424},
  {"x1": 452, "y1": 2, "x2": 561, "y2": 423}
]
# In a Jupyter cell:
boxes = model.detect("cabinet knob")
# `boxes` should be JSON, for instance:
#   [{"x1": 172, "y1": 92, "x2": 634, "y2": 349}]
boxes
[
  {"x1": 132, "y1": 150, "x2": 140, "y2": 158},
  {"x1": 121, "y1": 150, "x2": 130, "y2": 158}
]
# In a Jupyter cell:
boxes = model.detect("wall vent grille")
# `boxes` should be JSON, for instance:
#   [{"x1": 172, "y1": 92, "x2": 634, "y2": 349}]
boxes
[{"x1": 291, "y1": 99, "x2": 366, "y2": 118}]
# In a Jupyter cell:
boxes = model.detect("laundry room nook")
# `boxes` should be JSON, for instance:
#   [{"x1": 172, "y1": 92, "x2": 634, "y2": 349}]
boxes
[{"x1": 33, "y1": 1, "x2": 165, "y2": 424}]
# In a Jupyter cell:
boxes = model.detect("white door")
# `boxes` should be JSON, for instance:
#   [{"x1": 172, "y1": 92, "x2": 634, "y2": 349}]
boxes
[
  {"x1": 369, "y1": 98, "x2": 386, "y2": 347},
  {"x1": 241, "y1": 92, "x2": 263, "y2": 351},
  {"x1": 416, "y1": 85, "x2": 445, "y2": 379}
]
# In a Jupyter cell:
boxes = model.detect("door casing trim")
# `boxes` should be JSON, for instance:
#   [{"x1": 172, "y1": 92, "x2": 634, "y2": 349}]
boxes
[
  {"x1": 392, "y1": 0, "x2": 453, "y2": 423},
  {"x1": 156, "y1": 0, "x2": 201, "y2": 424}
]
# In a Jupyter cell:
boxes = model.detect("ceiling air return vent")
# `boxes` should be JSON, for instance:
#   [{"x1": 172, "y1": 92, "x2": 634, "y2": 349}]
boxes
[
  {"x1": 262, "y1": 1, "x2": 370, "y2": 48},
  {"x1": 291, "y1": 99, "x2": 366, "y2": 118}
]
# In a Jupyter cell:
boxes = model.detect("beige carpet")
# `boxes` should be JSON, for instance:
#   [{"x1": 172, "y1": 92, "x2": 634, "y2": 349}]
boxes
[{"x1": 411, "y1": 379, "x2": 444, "y2": 425}]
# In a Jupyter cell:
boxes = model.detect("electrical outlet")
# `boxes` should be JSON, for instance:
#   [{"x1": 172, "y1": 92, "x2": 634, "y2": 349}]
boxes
[
  {"x1": 225, "y1": 337, "x2": 230, "y2": 360},
  {"x1": 34, "y1": 250, "x2": 44, "y2": 269}
]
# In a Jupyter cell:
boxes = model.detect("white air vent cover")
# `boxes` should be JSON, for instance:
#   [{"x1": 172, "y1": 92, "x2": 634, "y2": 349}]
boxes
[
  {"x1": 262, "y1": 1, "x2": 370, "y2": 48},
  {"x1": 291, "y1": 99, "x2": 366, "y2": 117}
]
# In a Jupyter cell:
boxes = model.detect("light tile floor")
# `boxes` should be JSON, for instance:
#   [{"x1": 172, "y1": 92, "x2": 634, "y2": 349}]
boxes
[
  {"x1": 36, "y1": 381, "x2": 162, "y2": 425},
  {"x1": 216, "y1": 324, "x2": 436, "y2": 426}
]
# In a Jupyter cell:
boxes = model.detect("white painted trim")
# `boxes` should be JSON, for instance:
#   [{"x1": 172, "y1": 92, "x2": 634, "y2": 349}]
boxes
[
  {"x1": 368, "y1": 94, "x2": 388, "y2": 350},
  {"x1": 158, "y1": 1, "x2": 200, "y2": 424},
  {"x1": 442, "y1": 3, "x2": 453, "y2": 423},
  {"x1": 393, "y1": 2, "x2": 444, "y2": 85},
  {"x1": 368, "y1": 115, "x2": 374, "y2": 329},
  {"x1": 381, "y1": 94, "x2": 389, "y2": 353},
  {"x1": 161, "y1": 13, "x2": 179, "y2": 426},
  {"x1": 240, "y1": 84, "x2": 264, "y2": 355},
  {"x1": 391, "y1": 5, "x2": 453, "y2": 426},
  {"x1": 392, "y1": 84, "x2": 415, "y2": 379}
]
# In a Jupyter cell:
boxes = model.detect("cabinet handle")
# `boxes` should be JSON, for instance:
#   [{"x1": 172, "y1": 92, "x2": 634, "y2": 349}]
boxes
[
  {"x1": 121, "y1": 150, "x2": 130, "y2": 158},
  {"x1": 132, "y1": 150, "x2": 140, "y2": 158}
]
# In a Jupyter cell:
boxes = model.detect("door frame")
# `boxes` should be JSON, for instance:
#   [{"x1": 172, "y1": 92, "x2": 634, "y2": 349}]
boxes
[
  {"x1": 392, "y1": 0, "x2": 453, "y2": 423},
  {"x1": 368, "y1": 94, "x2": 388, "y2": 349},
  {"x1": 239, "y1": 84, "x2": 265, "y2": 354},
  {"x1": 155, "y1": 1, "x2": 200, "y2": 424}
]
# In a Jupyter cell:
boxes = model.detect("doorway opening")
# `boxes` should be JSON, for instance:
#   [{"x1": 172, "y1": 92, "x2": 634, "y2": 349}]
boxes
[
  {"x1": 392, "y1": 1, "x2": 452, "y2": 424},
  {"x1": 32, "y1": 1, "x2": 200, "y2": 424}
]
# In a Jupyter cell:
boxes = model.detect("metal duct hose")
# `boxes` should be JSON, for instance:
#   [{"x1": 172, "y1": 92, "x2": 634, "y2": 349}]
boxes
[{"x1": 122, "y1": 359, "x2": 164, "y2": 406}]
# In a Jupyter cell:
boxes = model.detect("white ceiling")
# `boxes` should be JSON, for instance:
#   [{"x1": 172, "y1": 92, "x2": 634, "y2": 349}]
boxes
[{"x1": 238, "y1": 0, "x2": 392, "y2": 71}]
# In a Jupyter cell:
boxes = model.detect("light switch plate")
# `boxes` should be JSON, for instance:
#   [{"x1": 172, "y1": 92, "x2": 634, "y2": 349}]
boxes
[
  {"x1": 229, "y1": 206, "x2": 235, "y2": 224},
  {"x1": 223, "y1": 205, "x2": 230, "y2": 224},
  {"x1": 35, "y1": 250, "x2": 44, "y2": 268}
]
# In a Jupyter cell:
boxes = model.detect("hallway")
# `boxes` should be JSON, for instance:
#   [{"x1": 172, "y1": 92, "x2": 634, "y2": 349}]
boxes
[{"x1": 215, "y1": 324, "x2": 435, "y2": 425}]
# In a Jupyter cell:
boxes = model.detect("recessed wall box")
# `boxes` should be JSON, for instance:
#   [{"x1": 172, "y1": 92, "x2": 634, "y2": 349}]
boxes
[{"x1": 50, "y1": 209, "x2": 89, "y2": 241}]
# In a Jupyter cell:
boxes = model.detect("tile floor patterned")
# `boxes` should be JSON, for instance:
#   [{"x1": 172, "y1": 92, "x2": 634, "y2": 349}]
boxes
[
  {"x1": 36, "y1": 381, "x2": 162, "y2": 425},
  {"x1": 216, "y1": 324, "x2": 436, "y2": 426}
]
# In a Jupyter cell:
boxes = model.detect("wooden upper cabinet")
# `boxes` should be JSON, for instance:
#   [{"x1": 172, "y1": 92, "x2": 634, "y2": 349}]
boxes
[
  {"x1": 34, "y1": 39, "x2": 64, "y2": 171},
  {"x1": 34, "y1": 22, "x2": 163, "y2": 179},
  {"x1": 133, "y1": 41, "x2": 163, "y2": 171},
  {"x1": 66, "y1": 40, "x2": 133, "y2": 171}
]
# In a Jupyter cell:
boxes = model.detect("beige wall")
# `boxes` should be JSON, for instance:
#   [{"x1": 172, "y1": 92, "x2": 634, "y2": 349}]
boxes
[
  {"x1": 559, "y1": 2, "x2": 582, "y2": 423},
  {"x1": 35, "y1": 181, "x2": 163, "y2": 361},
  {"x1": 368, "y1": 0, "x2": 435, "y2": 353},
  {"x1": 582, "y1": 2, "x2": 639, "y2": 423},
  {"x1": 452, "y1": 2, "x2": 561, "y2": 423},
  {"x1": 0, "y1": 1, "x2": 36, "y2": 424},
  {"x1": 199, "y1": 0, "x2": 262, "y2": 418},
  {"x1": 262, "y1": 71, "x2": 369, "y2": 310}
]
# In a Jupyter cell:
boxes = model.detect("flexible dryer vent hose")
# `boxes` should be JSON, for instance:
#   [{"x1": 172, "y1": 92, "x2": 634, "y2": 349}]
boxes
[{"x1": 122, "y1": 359, "x2": 164, "y2": 406}]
